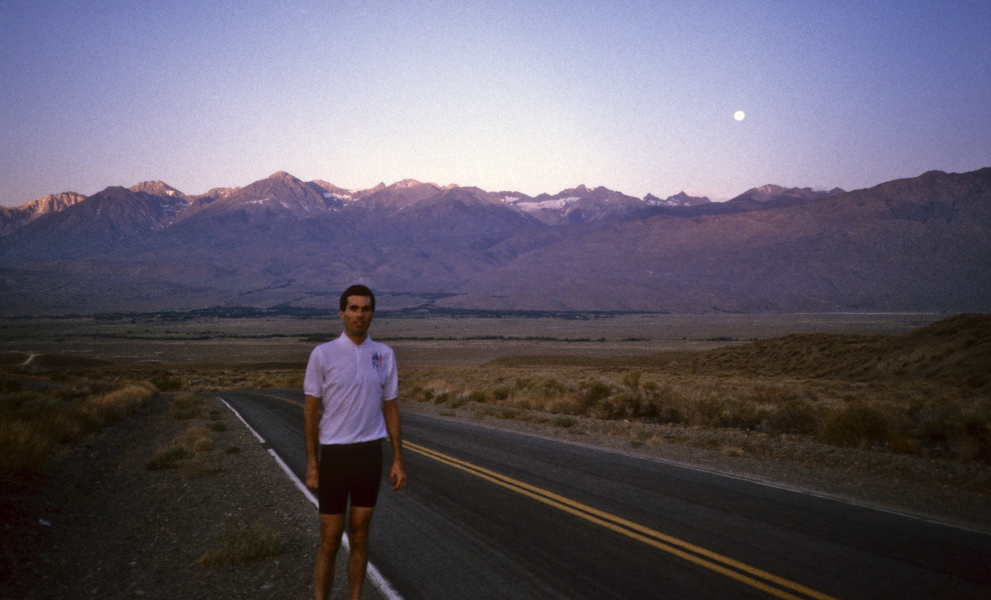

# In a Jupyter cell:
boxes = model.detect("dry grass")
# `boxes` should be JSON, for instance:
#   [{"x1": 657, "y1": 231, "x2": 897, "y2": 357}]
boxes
[
  {"x1": 0, "y1": 381, "x2": 158, "y2": 475},
  {"x1": 147, "y1": 398, "x2": 228, "y2": 478},
  {"x1": 3, "y1": 313, "x2": 987, "y2": 476},
  {"x1": 403, "y1": 315, "x2": 991, "y2": 464},
  {"x1": 142, "y1": 368, "x2": 303, "y2": 393},
  {"x1": 196, "y1": 524, "x2": 285, "y2": 567},
  {"x1": 429, "y1": 314, "x2": 991, "y2": 463}
]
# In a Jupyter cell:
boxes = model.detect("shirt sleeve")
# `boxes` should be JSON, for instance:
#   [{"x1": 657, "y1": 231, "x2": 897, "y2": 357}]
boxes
[
  {"x1": 382, "y1": 348, "x2": 398, "y2": 401},
  {"x1": 303, "y1": 347, "x2": 323, "y2": 398}
]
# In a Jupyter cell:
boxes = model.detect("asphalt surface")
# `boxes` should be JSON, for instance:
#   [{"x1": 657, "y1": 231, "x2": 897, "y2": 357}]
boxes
[{"x1": 218, "y1": 390, "x2": 991, "y2": 600}]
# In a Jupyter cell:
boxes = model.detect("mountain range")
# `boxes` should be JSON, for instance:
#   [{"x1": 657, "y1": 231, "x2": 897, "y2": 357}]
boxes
[{"x1": 0, "y1": 168, "x2": 988, "y2": 315}]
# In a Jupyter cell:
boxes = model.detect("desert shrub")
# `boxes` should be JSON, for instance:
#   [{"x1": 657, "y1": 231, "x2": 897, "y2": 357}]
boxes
[
  {"x1": 0, "y1": 379, "x2": 24, "y2": 393},
  {"x1": 590, "y1": 392, "x2": 629, "y2": 420},
  {"x1": 708, "y1": 397, "x2": 766, "y2": 429},
  {"x1": 491, "y1": 383, "x2": 513, "y2": 400},
  {"x1": 147, "y1": 445, "x2": 196, "y2": 470},
  {"x1": 535, "y1": 375, "x2": 569, "y2": 398},
  {"x1": 549, "y1": 397, "x2": 581, "y2": 415},
  {"x1": 506, "y1": 375, "x2": 572, "y2": 412},
  {"x1": 577, "y1": 379, "x2": 612, "y2": 414},
  {"x1": 171, "y1": 394, "x2": 205, "y2": 420},
  {"x1": 196, "y1": 524, "x2": 285, "y2": 567},
  {"x1": 408, "y1": 385, "x2": 433, "y2": 402},
  {"x1": 466, "y1": 389, "x2": 488, "y2": 404},
  {"x1": 0, "y1": 391, "x2": 62, "y2": 419},
  {"x1": 768, "y1": 399, "x2": 823, "y2": 434},
  {"x1": 641, "y1": 381, "x2": 683, "y2": 424},
  {"x1": 180, "y1": 426, "x2": 215, "y2": 453},
  {"x1": 38, "y1": 412, "x2": 88, "y2": 444},
  {"x1": 911, "y1": 398, "x2": 968, "y2": 443},
  {"x1": 148, "y1": 425, "x2": 218, "y2": 473},
  {"x1": 514, "y1": 377, "x2": 535, "y2": 390},
  {"x1": 182, "y1": 455, "x2": 227, "y2": 479},
  {"x1": 598, "y1": 388, "x2": 663, "y2": 421},
  {"x1": 582, "y1": 379, "x2": 612, "y2": 402},
  {"x1": 820, "y1": 404, "x2": 892, "y2": 448},
  {"x1": 908, "y1": 397, "x2": 991, "y2": 461},
  {"x1": 151, "y1": 373, "x2": 183, "y2": 392},
  {"x1": 751, "y1": 384, "x2": 800, "y2": 405},
  {"x1": 654, "y1": 406, "x2": 684, "y2": 424},
  {"x1": 77, "y1": 383, "x2": 157, "y2": 426},
  {"x1": 474, "y1": 404, "x2": 521, "y2": 420},
  {"x1": 0, "y1": 381, "x2": 158, "y2": 476},
  {"x1": 0, "y1": 420, "x2": 54, "y2": 474},
  {"x1": 695, "y1": 394, "x2": 729, "y2": 427},
  {"x1": 553, "y1": 416, "x2": 577, "y2": 428},
  {"x1": 447, "y1": 393, "x2": 472, "y2": 409},
  {"x1": 622, "y1": 370, "x2": 642, "y2": 391}
]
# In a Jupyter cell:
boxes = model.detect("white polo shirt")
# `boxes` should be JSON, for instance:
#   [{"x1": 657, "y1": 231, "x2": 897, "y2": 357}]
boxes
[{"x1": 303, "y1": 333, "x2": 398, "y2": 445}]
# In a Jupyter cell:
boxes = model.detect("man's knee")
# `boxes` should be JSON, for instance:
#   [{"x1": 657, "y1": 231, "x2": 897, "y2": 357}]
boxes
[
  {"x1": 348, "y1": 507, "x2": 375, "y2": 545},
  {"x1": 319, "y1": 531, "x2": 343, "y2": 553},
  {"x1": 319, "y1": 514, "x2": 346, "y2": 552}
]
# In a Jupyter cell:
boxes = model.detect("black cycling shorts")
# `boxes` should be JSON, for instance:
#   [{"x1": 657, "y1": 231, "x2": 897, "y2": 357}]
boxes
[{"x1": 318, "y1": 440, "x2": 384, "y2": 515}]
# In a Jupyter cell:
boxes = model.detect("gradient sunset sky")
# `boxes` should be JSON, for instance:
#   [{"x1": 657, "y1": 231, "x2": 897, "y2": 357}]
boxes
[{"x1": 1, "y1": 0, "x2": 988, "y2": 207}]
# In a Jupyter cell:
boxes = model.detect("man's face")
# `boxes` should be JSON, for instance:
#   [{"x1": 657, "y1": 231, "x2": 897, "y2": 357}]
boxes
[{"x1": 340, "y1": 295, "x2": 374, "y2": 339}]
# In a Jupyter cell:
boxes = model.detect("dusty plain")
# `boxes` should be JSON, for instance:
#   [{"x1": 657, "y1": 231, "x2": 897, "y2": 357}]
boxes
[
  {"x1": 3, "y1": 311, "x2": 990, "y2": 599},
  {"x1": 0, "y1": 311, "x2": 942, "y2": 368}
]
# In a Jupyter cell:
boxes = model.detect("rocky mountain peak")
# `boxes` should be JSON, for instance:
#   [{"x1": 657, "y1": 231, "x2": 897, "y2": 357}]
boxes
[
  {"x1": 267, "y1": 171, "x2": 298, "y2": 182},
  {"x1": 644, "y1": 191, "x2": 712, "y2": 207},
  {"x1": 0, "y1": 167, "x2": 988, "y2": 314},
  {"x1": 728, "y1": 185, "x2": 844, "y2": 205},
  {"x1": 393, "y1": 179, "x2": 426, "y2": 189},
  {"x1": 129, "y1": 181, "x2": 187, "y2": 199}
]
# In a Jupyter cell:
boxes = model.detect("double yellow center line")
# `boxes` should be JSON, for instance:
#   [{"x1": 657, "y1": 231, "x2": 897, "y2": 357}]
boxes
[
  {"x1": 251, "y1": 393, "x2": 837, "y2": 599},
  {"x1": 406, "y1": 441, "x2": 839, "y2": 600}
]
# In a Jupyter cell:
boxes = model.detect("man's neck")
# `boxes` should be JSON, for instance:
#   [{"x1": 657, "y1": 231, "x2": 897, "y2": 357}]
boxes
[{"x1": 345, "y1": 332, "x2": 368, "y2": 345}]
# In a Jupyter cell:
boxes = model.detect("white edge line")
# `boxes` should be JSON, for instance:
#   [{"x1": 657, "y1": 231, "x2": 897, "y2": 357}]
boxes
[{"x1": 218, "y1": 397, "x2": 405, "y2": 600}]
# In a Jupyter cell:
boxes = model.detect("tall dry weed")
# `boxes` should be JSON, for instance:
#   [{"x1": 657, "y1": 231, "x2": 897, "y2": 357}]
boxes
[
  {"x1": 196, "y1": 524, "x2": 285, "y2": 567},
  {"x1": 401, "y1": 364, "x2": 991, "y2": 463},
  {"x1": 0, "y1": 420, "x2": 54, "y2": 474},
  {"x1": 76, "y1": 383, "x2": 157, "y2": 426},
  {"x1": 148, "y1": 425, "x2": 224, "y2": 478},
  {"x1": 0, "y1": 380, "x2": 158, "y2": 476},
  {"x1": 819, "y1": 403, "x2": 893, "y2": 448}
]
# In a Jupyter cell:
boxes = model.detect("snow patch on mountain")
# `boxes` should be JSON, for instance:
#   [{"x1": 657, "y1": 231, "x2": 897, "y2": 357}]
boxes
[{"x1": 508, "y1": 196, "x2": 582, "y2": 212}]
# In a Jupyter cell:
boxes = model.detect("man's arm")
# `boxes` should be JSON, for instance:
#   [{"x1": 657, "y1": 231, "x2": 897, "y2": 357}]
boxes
[
  {"x1": 383, "y1": 399, "x2": 406, "y2": 491},
  {"x1": 304, "y1": 394, "x2": 321, "y2": 492}
]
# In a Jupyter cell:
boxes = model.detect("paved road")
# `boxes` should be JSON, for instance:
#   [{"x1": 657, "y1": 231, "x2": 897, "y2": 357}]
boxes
[{"x1": 218, "y1": 390, "x2": 991, "y2": 600}]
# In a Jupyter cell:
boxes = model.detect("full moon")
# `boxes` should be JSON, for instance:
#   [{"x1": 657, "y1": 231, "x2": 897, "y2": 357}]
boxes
[{"x1": 734, "y1": 111, "x2": 746, "y2": 121}]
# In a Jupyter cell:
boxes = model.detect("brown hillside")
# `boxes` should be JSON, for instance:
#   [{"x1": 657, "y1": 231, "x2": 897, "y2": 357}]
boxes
[{"x1": 691, "y1": 313, "x2": 991, "y2": 387}]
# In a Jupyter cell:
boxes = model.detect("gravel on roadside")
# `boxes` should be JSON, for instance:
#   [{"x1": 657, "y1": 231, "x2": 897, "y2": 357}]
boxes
[{"x1": 1, "y1": 395, "x2": 385, "y2": 600}]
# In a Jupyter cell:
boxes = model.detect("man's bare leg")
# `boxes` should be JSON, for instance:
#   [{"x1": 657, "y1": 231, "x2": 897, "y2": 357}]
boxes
[
  {"x1": 347, "y1": 506, "x2": 376, "y2": 600},
  {"x1": 315, "y1": 513, "x2": 346, "y2": 600}
]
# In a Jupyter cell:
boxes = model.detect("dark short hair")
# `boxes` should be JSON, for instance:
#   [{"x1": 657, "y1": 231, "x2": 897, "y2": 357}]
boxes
[{"x1": 339, "y1": 285, "x2": 375, "y2": 312}]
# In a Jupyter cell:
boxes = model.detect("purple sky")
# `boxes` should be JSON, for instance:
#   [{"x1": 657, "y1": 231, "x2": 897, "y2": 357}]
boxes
[{"x1": 1, "y1": 0, "x2": 989, "y2": 206}]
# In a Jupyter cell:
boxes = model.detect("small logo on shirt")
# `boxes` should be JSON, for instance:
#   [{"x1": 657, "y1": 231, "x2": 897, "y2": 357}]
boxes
[{"x1": 371, "y1": 352, "x2": 383, "y2": 372}]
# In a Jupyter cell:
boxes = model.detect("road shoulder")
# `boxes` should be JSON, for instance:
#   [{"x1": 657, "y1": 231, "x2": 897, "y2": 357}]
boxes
[{"x1": 1, "y1": 395, "x2": 385, "y2": 599}]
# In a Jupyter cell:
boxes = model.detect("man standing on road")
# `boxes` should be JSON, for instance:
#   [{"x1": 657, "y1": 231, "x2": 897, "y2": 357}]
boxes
[{"x1": 304, "y1": 284, "x2": 406, "y2": 600}]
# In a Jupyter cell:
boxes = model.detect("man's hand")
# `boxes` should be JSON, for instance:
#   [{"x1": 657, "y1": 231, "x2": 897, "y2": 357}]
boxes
[
  {"x1": 390, "y1": 460, "x2": 407, "y2": 491},
  {"x1": 306, "y1": 461, "x2": 319, "y2": 493}
]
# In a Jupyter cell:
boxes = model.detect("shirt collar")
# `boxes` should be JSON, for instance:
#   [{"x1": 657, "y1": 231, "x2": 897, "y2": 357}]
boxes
[{"x1": 338, "y1": 332, "x2": 373, "y2": 347}]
